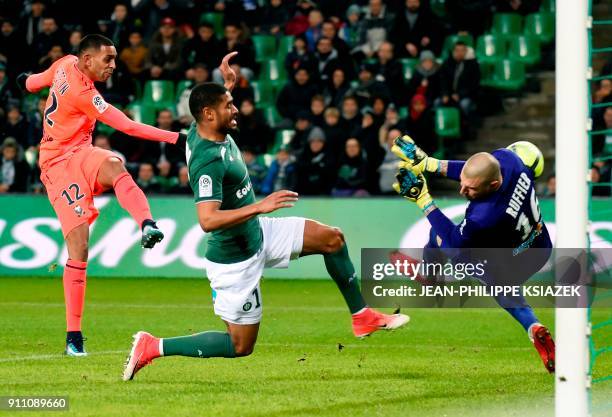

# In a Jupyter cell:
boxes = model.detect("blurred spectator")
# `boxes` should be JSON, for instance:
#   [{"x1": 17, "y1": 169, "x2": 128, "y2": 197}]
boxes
[
  {"x1": 355, "y1": 0, "x2": 394, "y2": 59},
  {"x1": 67, "y1": 30, "x2": 83, "y2": 55},
  {"x1": 285, "y1": 0, "x2": 315, "y2": 36},
  {"x1": 407, "y1": 50, "x2": 441, "y2": 106},
  {"x1": 305, "y1": 9, "x2": 324, "y2": 51},
  {"x1": 322, "y1": 107, "x2": 346, "y2": 156},
  {"x1": 177, "y1": 64, "x2": 210, "y2": 126},
  {"x1": 242, "y1": 148, "x2": 267, "y2": 194},
  {"x1": 107, "y1": 3, "x2": 133, "y2": 51},
  {"x1": 314, "y1": 36, "x2": 343, "y2": 86},
  {"x1": 321, "y1": 19, "x2": 351, "y2": 62},
  {"x1": 592, "y1": 105, "x2": 612, "y2": 156},
  {"x1": 356, "y1": 107, "x2": 385, "y2": 193},
  {"x1": 439, "y1": 41, "x2": 480, "y2": 117},
  {"x1": 134, "y1": 0, "x2": 177, "y2": 41},
  {"x1": 155, "y1": 160, "x2": 177, "y2": 193},
  {"x1": 33, "y1": 17, "x2": 66, "y2": 65},
  {"x1": 591, "y1": 164, "x2": 611, "y2": 197},
  {"x1": 262, "y1": 146, "x2": 296, "y2": 194},
  {"x1": 295, "y1": 126, "x2": 334, "y2": 195},
  {"x1": 348, "y1": 63, "x2": 391, "y2": 108},
  {"x1": 594, "y1": 79, "x2": 612, "y2": 104},
  {"x1": 37, "y1": 44, "x2": 65, "y2": 71},
  {"x1": 93, "y1": 133, "x2": 126, "y2": 163},
  {"x1": 155, "y1": 109, "x2": 184, "y2": 169},
  {"x1": 309, "y1": 94, "x2": 326, "y2": 127},
  {"x1": 146, "y1": 18, "x2": 184, "y2": 80},
  {"x1": 372, "y1": 41, "x2": 405, "y2": 106},
  {"x1": 542, "y1": 174, "x2": 555, "y2": 197},
  {"x1": 339, "y1": 5, "x2": 364, "y2": 52},
  {"x1": 288, "y1": 111, "x2": 314, "y2": 152},
  {"x1": 378, "y1": 127, "x2": 403, "y2": 194},
  {"x1": 168, "y1": 165, "x2": 191, "y2": 195},
  {"x1": 219, "y1": 23, "x2": 256, "y2": 76},
  {"x1": 0, "y1": 19, "x2": 26, "y2": 77},
  {"x1": 26, "y1": 95, "x2": 47, "y2": 149},
  {"x1": 120, "y1": 31, "x2": 149, "y2": 79},
  {"x1": 182, "y1": 22, "x2": 222, "y2": 74},
  {"x1": 390, "y1": 0, "x2": 438, "y2": 59},
  {"x1": 447, "y1": 0, "x2": 494, "y2": 36},
  {"x1": 136, "y1": 162, "x2": 162, "y2": 194},
  {"x1": 496, "y1": 0, "x2": 541, "y2": 16},
  {"x1": 323, "y1": 67, "x2": 351, "y2": 108},
  {"x1": 0, "y1": 62, "x2": 15, "y2": 108},
  {"x1": 3, "y1": 106, "x2": 29, "y2": 148},
  {"x1": 236, "y1": 98, "x2": 273, "y2": 154},
  {"x1": 257, "y1": 0, "x2": 291, "y2": 35},
  {"x1": 277, "y1": 67, "x2": 319, "y2": 123},
  {"x1": 333, "y1": 138, "x2": 369, "y2": 197},
  {"x1": 18, "y1": 0, "x2": 45, "y2": 47},
  {"x1": 340, "y1": 95, "x2": 362, "y2": 137},
  {"x1": 403, "y1": 94, "x2": 436, "y2": 154},
  {"x1": 285, "y1": 35, "x2": 317, "y2": 77},
  {"x1": 0, "y1": 137, "x2": 29, "y2": 193}
]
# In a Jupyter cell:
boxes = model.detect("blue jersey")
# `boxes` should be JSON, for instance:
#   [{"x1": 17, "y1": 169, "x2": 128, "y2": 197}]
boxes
[{"x1": 427, "y1": 149, "x2": 552, "y2": 250}]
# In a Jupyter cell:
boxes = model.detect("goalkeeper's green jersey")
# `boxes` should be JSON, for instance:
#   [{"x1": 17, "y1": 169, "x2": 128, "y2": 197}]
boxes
[{"x1": 186, "y1": 124, "x2": 262, "y2": 264}]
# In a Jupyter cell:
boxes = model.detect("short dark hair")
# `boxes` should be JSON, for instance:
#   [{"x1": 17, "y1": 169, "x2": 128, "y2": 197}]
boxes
[
  {"x1": 78, "y1": 34, "x2": 114, "y2": 56},
  {"x1": 189, "y1": 82, "x2": 228, "y2": 122}
]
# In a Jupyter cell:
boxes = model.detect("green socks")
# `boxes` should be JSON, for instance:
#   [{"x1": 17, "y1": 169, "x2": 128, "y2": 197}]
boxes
[
  {"x1": 161, "y1": 331, "x2": 236, "y2": 358},
  {"x1": 323, "y1": 243, "x2": 367, "y2": 314}
]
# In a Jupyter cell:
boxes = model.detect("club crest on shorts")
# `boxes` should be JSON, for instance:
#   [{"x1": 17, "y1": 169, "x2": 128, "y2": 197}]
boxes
[
  {"x1": 74, "y1": 205, "x2": 84, "y2": 217},
  {"x1": 199, "y1": 175, "x2": 213, "y2": 198}
]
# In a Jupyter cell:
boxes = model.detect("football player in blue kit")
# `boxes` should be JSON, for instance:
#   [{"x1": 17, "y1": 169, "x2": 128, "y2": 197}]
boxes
[{"x1": 392, "y1": 135, "x2": 555, "y2": 373}]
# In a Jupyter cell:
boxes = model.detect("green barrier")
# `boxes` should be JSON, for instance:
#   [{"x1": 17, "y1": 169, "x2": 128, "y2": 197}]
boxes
[{"x1": 0, "y1": 195, "x2": 611, "y2": 278}]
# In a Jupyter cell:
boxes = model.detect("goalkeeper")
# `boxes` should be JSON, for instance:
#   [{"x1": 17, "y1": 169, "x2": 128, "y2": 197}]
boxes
[{"x1": 391, "y1": 135, "x2": 555, "y2": 373}]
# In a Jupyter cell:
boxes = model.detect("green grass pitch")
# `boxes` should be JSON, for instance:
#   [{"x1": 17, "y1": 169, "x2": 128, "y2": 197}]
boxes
[{"x1": 0, "y1": 277, "x2": 610, "y2": 417}]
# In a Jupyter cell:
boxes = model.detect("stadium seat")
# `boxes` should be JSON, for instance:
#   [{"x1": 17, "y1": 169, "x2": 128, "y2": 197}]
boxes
[
  {"x1": 540, "y1": 0, "x2": 555, "y2": 13},
  {"x1": 483, "y1": 59, "x2": 526, "y2": 91},
  {"x1": 200, "y1": 12, "x2": 224, "y2": 36},
  {"x1": 176, "y1": 80, "x2": 193, "y2": 99},
  {"x1": 524, "y1": 12, "x2": 555, "y2": 44},
  {"x1": 507, "y1": 35, "x2": 541, "y2": 66},
  {"x1": 441, "y1": 34, "x2": 474, "y2": 59},
  {"x1": 430, "y1": 0, "x2": 447, "y2": 18},
  {"x1": 475, "y1": 34, "x2": 506, "y2": 64},
  {"x1": 252, "y1": 35, "x2": 277, "y2": 62},
  {"x1": 400, "y1": 58, "x2": 418, "y2": 81},
  {"x1": 398, "y1": 106, "x2": 409, "y2": 119},
  {"x1": 491, "y1": 13, "x2": 523, "y2": 39},
  {"x1": 277, "y1": 35, "x2": 295, "y2": 61},
  {"x1": 251, "y1": 80, "x2": 275, "y2": 106},
  {"x1": 258, "y1": 59, "x2": 286, "y2": 86},
  {"x1": 270, "y1": 129, "x2": 295, "y2": 153},
  {"x1": 126, "y1": 103, "x2": 156, "y2": 125},
  {"x1": 263, "y1": 106, "x2": 282, "y2": 128},
  {"x1": 142, "y1": 80, "x2": 175, "y2": 110},
  {"x1": 435, "y1": 107, "x2": 461, "y2": 138}
]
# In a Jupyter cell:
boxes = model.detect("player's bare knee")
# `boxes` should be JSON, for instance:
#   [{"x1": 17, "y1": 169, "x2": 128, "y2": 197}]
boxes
[
  {"x1": 324, "y1": 227, "x2": 345, "y2": 254},
  {"x1": 106, "y1": 157, "x2": 126, "y2": 176},
  {"x1": 68, "y1": 240, "x2": 88, "y2": 261}
]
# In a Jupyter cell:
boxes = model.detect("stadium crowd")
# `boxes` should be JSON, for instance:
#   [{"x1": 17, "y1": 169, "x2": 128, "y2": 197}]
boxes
[{"x1": 0, "y1": 0, "x2": 610, "y2": 196}]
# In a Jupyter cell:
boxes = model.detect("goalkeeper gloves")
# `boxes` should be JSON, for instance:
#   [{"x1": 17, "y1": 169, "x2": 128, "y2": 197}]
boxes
[
  {"x1": 16, "y1": 72, "x2": 31, "y2": 93},
  {"x1": 393, "y1": 163, "x2": 434, "y2": 212},
  {"x1": 391, "y1": 135, "x2": 440, "y2": 175}
]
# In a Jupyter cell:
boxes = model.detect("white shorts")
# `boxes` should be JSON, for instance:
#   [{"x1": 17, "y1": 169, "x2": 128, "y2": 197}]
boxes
[{"x1": 204, "y1": 216, "x2": 306, "y2": 325}]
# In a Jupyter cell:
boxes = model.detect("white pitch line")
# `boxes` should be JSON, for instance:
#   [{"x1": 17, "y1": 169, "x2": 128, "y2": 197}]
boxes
[{"x1": 0, "y1": 350, "x2": 125, "y2": 363}]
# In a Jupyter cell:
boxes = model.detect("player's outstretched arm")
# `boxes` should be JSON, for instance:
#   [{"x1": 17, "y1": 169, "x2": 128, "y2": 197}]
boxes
[
  {"x1": 18, "y1": 55, "x2": 74, "y2": 93},
  {"x1": 98, "y1": 105, "x2": 180, "y2": 144},
  {"x1": 197, "y1": 190, "x2": 298, "y2": 232}
]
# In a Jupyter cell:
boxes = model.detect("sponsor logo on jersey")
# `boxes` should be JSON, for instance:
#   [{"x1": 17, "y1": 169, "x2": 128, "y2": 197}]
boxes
[
  {"x1": 199, "y1": 175, "x2": 213, "y2": 198},
  {"x1": 92, "y1": 94, "x2": 109, "y2": 114},
  {"x1": 236, "y1": 181, "x2": 252, "y2": 199}
]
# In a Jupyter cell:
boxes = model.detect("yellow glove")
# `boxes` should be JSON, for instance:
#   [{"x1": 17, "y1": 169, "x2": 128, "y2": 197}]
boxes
[
  {"x1": 393, "y1": 163, "x2": 434, "y2": 211},
  {"x1": 391, "y1": 135, "x2": 440, "y2": 175}
]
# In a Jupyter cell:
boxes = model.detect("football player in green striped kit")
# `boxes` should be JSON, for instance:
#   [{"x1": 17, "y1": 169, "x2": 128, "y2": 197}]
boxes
[{"x1": 123, "y1": 56, "x2": 408, "y2": 381}]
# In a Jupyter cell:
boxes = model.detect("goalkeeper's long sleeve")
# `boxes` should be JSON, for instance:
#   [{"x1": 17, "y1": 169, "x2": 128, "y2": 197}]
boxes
[
  {"x1": 425, "y1": 208, "x2": 481, "y2": 248},
  {"x1": 446, "y1": 161, "x2": 465, "y2": 181}
]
